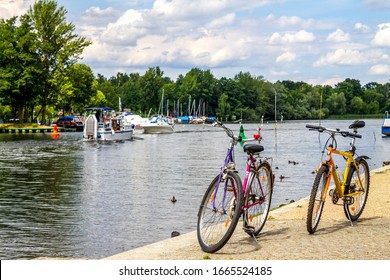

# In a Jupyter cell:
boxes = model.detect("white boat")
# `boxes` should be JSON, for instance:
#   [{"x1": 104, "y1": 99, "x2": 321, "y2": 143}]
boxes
[
  {"x1": 382, "y1": 111, "x2": 390, "y2": 136},
  {"x1": 83, "y1": 107, "x2": 134, "y2": 141},
  {"x1": 122, "y1": 113, "x2": 148, "y2": 130},
  {"x1": 140, "y1": 115, "x2": 174, "y2": 134}
]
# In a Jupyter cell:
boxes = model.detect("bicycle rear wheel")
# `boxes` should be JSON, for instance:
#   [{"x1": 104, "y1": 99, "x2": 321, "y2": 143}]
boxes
[
  {"x1": 343, "y1": 158, "x2": 370, "y2": 221},
  {"x1": 197, "y1": 171, "x2": 243, "y2": 253},
  {"x1": 307, "y1": 165, "x2": 329, "y2": 234},
  {"x1": 243, "y1": 162, "x2": 273, "y2": 236}
]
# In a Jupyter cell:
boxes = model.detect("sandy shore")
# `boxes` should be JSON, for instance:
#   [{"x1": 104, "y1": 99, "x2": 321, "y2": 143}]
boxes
[{"x1": 105, "y1": 166, "x2": 390, "y2": 260}]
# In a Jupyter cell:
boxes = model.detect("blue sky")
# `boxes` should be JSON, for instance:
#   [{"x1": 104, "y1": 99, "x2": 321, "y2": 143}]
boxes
[{"x1": 2, "y1": 0, "x2": 390, "y2": 86}]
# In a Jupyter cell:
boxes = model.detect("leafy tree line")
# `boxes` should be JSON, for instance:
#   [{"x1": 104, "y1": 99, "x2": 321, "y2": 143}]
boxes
[
  {"x1": 96, "y1": 70, "x2": 390, "y2": 121},
  {"x1": 1, "y1": 1, "x2": 390, "y2": 124},
  {"x1": 0, "y1": 0, "x2": 91, "y2": 124}
]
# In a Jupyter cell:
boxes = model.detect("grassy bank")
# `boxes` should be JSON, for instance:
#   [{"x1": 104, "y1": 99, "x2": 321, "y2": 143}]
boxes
[
  {"x1": 0, "y1": 123, "x2": 52, "y2": 129},
  {"x1": 327, "y1": 114, "x2": 384, "y2": 120}
]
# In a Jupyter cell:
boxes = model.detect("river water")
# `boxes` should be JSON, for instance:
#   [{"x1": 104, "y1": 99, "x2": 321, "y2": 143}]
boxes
[{"x1": 0, "y1": 119, "x2": 389, "y2": 259}]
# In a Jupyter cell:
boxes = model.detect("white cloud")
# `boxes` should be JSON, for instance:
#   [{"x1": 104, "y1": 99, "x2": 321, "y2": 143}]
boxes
[
  {"x1": 278, "y1": 15, "x2": 303, "y2": 27},
  {"x1": 80, "y1": 7, "x2": 121, "y2": 26},
  {"x1": 321, "y1": 77, "x2": 345, "y2": 86},
  {"x1": 372, "y1": 23, "x2": 390, "y2": 46},
  {"x1": 206, "y1": 13, "x2": 236, "y2": 29},
  {"x1": 354, "y1": 22, "x2": 370, "y2": 33},
  {"x1": 265, "y1": 14, "x2": 329, "y2": 30},
  {"x1": 277, "y1": 15, "x2": 317, "y2": 29},
  {"x1": 150, "y1": 0, "x2": 279, "y2": 19},
  {"x1": 97, "y1": 9, "x2": 157, "y2": 46},
  {"x1": 78, "y1": 0, "x2": 281, "y2": 70},
  {"x1": 314, "y1": 48, "x2": 388, "y2": 66},
  {"x1": 363, "y1": 0, "x2": 390, "y2": 9},
  {"x1": 269, "y1": 30, "x2": 315, "y2": 44},
  {"x1": 0, "y1": 0, "x2": 35, "y2": 19},
  {"x1": 276, "y1": 51, "x2": 297, "y2": 63},
  {"x1": 270, "y1": 70, "x2": 289, "y2": 76},
  {"x1": 326, "y1": 29, "x2": 350, "y2": 42},
  {"x1": 3, "y1": 0, "x2": 384, "y2": 84},
  {"x1": 369, "y1": 64, "x2": 390, "y2": 75}
]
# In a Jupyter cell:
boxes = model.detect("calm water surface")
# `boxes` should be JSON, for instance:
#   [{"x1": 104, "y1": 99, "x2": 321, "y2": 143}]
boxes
[{"x1": 0, "y1": 119, "x2": 389, "y2": 259}]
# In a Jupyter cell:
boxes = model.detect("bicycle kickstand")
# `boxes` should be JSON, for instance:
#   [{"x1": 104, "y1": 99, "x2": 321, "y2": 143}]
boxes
[
  {"x1": 345, "y1": 209, "x2": 354, "y2": 227},
  {"x1": 243, "y1": 226, "x2": 259, "y2": 245}
]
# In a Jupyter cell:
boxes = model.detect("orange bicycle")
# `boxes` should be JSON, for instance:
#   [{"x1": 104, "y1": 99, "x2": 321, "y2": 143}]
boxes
[{"x1": 305, "y1": 120, "x2": 370, "y2": 234}]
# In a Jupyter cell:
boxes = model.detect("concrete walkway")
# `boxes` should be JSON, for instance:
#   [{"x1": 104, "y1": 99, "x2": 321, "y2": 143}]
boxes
[{"x1": 105, "y1": 166, "x2": 390, "y2": 260}]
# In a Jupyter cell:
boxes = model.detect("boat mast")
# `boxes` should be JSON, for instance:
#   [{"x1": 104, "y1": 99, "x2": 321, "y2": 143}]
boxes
[{"x1": 158, "y1": 89, "x2": 164, "y2": 115}]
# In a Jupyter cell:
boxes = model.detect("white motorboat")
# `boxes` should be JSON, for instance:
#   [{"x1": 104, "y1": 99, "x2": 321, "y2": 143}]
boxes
[
  {"x1": 83, "y1": 107, "x2": 134, "y2": 141},
  {"x1": 382, "y1": 111, "x2": 390, "y2": 136},
  {"x1": 122, "y1": 113, "x2": 148, "y2": 130},
  {"x1": 140, "y1": 115, "x2": 174, "y2": 134}
]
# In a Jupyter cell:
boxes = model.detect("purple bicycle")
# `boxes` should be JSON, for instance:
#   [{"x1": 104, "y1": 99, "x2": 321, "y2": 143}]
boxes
[{"x1": 197, "y1": 120, "x2": 274, "y2": 253}]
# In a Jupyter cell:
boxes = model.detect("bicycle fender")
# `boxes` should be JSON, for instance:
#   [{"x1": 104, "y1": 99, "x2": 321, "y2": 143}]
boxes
[
  {"x1": 316, "y1": 162, "x2": 328, "y2": 174},
  {"x1": 356, "y1": 155, "x2": 370, "y2": 161}
]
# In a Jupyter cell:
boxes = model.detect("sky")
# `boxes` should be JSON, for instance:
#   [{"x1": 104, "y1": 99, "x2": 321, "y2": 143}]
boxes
[{"x1": 1, "y1": 0, "x2": 390, "y2": 86}]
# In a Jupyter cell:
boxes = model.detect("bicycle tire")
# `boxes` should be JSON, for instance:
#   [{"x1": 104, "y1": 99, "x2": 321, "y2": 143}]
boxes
[
  {"x1": 343, "y1": 157, "x2": 370, "y2": 221},
  {"x1": 307, "y1": 165, "x2": 329, "y2": 234},
  {"x1": 197, "y1": 171, "x2": 243, "y2": 253},
  {"x1": 243, "y1": 161, "x2": 273, "y2": 236}
]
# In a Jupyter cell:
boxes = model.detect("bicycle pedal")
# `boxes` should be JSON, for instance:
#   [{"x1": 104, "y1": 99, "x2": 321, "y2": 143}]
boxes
[
  {"x1": 243, "y1": 225, "x2": 255, "y2": 234},
  {"x1": 332, "y1": 192, "x2": 339, "y2": 204},
  {"x1": 343, "y1": 196, "x2": 355, "y2": 205},
  {"x1": 330, "y1": 189, "x2": 339, "y2": 204}
]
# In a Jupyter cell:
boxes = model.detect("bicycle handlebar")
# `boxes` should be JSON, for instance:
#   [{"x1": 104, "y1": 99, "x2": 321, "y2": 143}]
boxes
[
  {"x1": 240, "y1": 135, "x2": 261, "y2": 143},
  {"x1": 305, "y1": 124, "x2": 362, "y2": 139},
  {"x1": 209, "y1": 120, "x2": 235, "y2": 139},
  {"x1": 208, "y1": 119, "x2": 261, "y2": 142}
]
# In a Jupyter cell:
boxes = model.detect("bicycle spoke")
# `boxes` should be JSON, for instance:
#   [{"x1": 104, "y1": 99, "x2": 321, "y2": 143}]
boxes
[
  {"x1": 307, "y1": 165, "x2": 328, "y2": 233},
  {"x1": 243, "y1": 162, "x2": 273, "y2": 236},
  {"x1": 344, "y1": 158, "x2": 370, "y2": 221},
  {"x1": 197, "y1": 172, "x2": 242, "y2": 253}
]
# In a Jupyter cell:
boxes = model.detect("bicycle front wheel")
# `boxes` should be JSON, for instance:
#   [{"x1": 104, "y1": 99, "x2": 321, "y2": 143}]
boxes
[
  {"x1": 307, "y1": 165, "x2": 329, "y2": 234},
  {"x1": 197, "y1": 171, "x2": 243, "y2": 253},
  {"x1": 343, "y1": 158, "x2": 370, "y2": 221},
  {"x1": 243, "y1": 162, "x2": 273, "y2": 236}
]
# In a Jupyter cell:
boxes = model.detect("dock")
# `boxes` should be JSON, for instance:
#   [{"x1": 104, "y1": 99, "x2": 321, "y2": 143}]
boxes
[
  {"x1": 0, "y1": 127, "x2": 53, "y2": 133},
  {"x1": 0, "y1": 126, "x2": 74, "y2": 133}
]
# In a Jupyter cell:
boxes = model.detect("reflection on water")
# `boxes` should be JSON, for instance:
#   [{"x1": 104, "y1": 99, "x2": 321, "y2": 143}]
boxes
[{"x1": 0, "y1": 119, "x2": 388, "y2": 259}]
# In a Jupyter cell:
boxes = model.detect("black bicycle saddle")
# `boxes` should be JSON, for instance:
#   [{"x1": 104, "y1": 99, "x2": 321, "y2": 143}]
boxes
[
  {"x1": 349, "y1": 120, "x2": 365, "y2": 130},
  {"x1": 243, "y1": 143, "x2": 264, "y2": 154}
]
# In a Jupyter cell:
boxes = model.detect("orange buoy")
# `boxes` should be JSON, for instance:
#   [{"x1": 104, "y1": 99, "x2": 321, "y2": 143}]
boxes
[{"x1": 51, "y1": 124, "x2": 60, "y2": 140}]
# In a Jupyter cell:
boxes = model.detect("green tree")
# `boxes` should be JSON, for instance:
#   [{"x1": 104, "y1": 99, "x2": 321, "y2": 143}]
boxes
[
  {"x1": 178, "y1": 68, "x2": 217, "y2": 116},
  {"x1": 28, "y1": 0, "x2": 91, "y2": 124},
  {"x1": 96, "y1": 80, "x2": 116, "y2": 109},
  {"x1": 217, "y1": 93, "x2": 231, "y2": 121},
  {"x1": 139, "y1": 66, "x2": 165, "y2": 114},
  {"x1": 326, "y1": 92, "x2": 347, "y2": 115},
  {"x1": 121, "y1": 73, "x2": 142, "y2": 113},
  {"x1": 66, "y1": 64, "x2": 95, "y2": 113},
  {"x1": 0, "y1": 16, "x2": 42, "y2": 122},
  {"x1": 350, "y1": 96, "x2": 364, "y2": 114},
  {"x1": 335, "y1": 78, "x2": 363, "y2": 113}
]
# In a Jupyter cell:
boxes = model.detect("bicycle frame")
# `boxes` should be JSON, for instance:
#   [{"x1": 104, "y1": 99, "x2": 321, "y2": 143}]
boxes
[
  {"x1": 241, "y1": 154, "x2": 266, "y2": 210},
  {"x1": 305, "y1": 120, "x2": 369, "y2": 233},
  {"x1": 212, "y1": 140, "x2": 237, "y2": 211},
  {"x1": 319, "y1": 142, "x2": 365, "y2": 202},
  {"x1": 211, "y1": 127, "x2": 265, "y2": 213}
]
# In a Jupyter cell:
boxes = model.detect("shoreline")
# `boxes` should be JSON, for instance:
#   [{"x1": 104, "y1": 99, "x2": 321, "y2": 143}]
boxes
[{"x1": 104, "y1": 166, "x2": 390, "y2": 260}]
